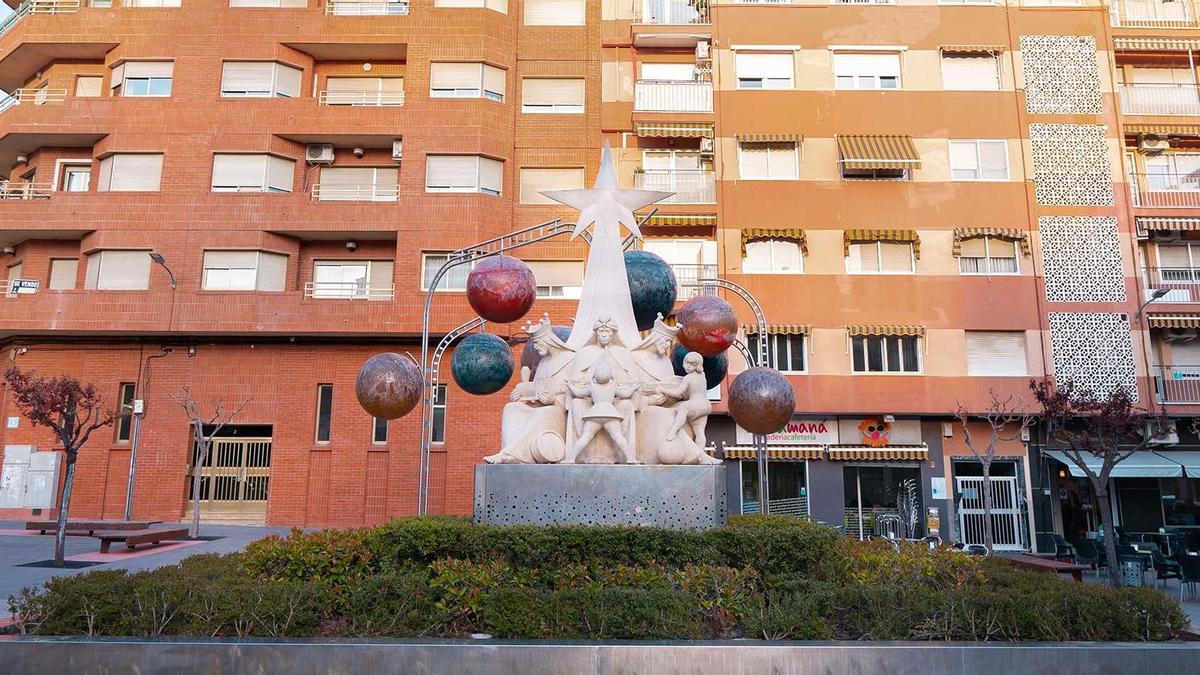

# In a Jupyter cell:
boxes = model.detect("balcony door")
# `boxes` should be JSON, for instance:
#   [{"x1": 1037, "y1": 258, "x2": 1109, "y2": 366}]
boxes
[
  {"x1": 642, "y1": 238, "x2": 716, "y2": 297},
  {"x1": 1144, "y1": 153, "x2": 1200, "y2": 193},
  {"x1": 641, "y1": 150, "x2": 706, "y2": 201}
]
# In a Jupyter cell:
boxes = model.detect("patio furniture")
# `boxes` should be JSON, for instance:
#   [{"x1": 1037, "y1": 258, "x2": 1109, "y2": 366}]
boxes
[
  {"x1": 92, "y1": 527, "x2": 189, "y2": 553},
  {"x1": 1118, "y1": 556, "x2": 1146, "y2": 587},
  {"x1": 1005, "y1": 554, "x2": 1088, "y2": 582},
  {"x1": 1175, "y1": 554, "x2": 1200, "y2": 601},
  {"x1": 1147, "y1": 547, "x2": 1183, "y2": 589},
  {"x1": 24, "y1": 520, "x2": 160, "y2": 536},
  {"x1": 1072, "y1": 538, "x2": 1104, "y2": 578},
  {"x1": 1051, "y1": 534, "x2": 1075, "y2": 561}
]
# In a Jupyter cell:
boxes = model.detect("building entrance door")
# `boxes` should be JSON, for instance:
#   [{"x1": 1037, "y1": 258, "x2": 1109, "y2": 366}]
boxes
[
  {"x1": 956, "y1": 475, "x2": 1025, "y2": 550},
  {"x1": 185, "y1": 426, "x2": 271, "y2": 524}
]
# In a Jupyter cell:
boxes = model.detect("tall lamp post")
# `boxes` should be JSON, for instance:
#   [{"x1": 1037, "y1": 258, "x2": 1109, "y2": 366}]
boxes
[{"x1": 1134, "y1": 288, "x2": 1170, "y2": 406}]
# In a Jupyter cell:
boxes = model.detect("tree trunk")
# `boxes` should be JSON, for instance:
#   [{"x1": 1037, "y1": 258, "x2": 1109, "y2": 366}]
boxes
[
  {"x1": 189, "y1": 422, "x2": 206, "y2": 539},
  {"x1": 53, "y1": 454, "x2": 77, "y2": 567},
  {"x1": 981, "y1": 460, "x2": 995, "y2": 554},
  {"x1": 1095, "y1": 481, "x2": 1122, "y2": 587}
]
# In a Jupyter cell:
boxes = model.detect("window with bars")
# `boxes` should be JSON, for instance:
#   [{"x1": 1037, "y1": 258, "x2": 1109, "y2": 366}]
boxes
[
  {"x1": 845, "y1": 241, "x2": 914, "y2": 274},
  {"x1": 749, "y1": 333, "x2": 806, "y2": 372},
  {"x1": 958, "y1": 236, "x2": 1018, "y2": 275},
  {"x1": 852, "y1": 335, "x2": 920, "y2": 373}
]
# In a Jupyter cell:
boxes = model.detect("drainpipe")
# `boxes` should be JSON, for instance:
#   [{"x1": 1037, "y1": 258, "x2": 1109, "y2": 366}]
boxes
[{"x1": 124, "y1": 346, "x2": 173, "y2": 521}]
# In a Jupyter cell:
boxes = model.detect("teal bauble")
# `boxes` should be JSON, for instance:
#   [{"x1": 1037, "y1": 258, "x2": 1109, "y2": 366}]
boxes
[
  {"x1": 451, "y1": 334, "x2": 514, "y2": 395},
  {"x1": 671, "y1": 344, "x2": 728, "y2": 391},
  {"x1": 624, "y1": 250, "x2": 677, "y2": 331}
]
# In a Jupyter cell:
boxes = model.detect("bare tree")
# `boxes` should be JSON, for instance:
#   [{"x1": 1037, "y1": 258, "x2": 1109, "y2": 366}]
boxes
[
  {"x1": 4, "y1": 367, "x2": 115, "y2": 567},
  {"x1": 1031, "y1": 378, "x2": 1163, "y2": 587},
  {"x1": 954, "y1": 391, "x2": 1035, "y2": 554},
  {"x1": 169, "y1": 386, "x2": 251, "y2": 539}
]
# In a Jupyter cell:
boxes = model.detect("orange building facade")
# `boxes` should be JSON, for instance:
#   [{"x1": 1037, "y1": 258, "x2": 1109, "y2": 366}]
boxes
[{"x1": 1, "y1": 0, "x2": 1198, "y2": 549}]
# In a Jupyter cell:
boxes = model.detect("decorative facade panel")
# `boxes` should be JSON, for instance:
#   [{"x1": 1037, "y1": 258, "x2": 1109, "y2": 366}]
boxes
[
  {"x1": 1020, "y1": 35, "x2": 1103, "y2": 115},
  {"x1": 1047, "y1": 312, "x2": 1138, "y2": 400},
  {"x1": 1029, "y1": 124, "x2": 1114, "y2": 206},
  {"x1": 1039, "y1": 216, "x2": 1126, "y2": 302}
]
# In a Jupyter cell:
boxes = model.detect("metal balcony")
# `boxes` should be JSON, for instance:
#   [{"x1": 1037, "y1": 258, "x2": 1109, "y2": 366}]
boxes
[
  {"x1": 1111, "y1": 0, "x2": 1199, "y2": 27},
  {"x1": 1129, "y1": 173, "x2": 1200, "y2": 208},
  {"x1": 1154, "y1": 364, "x2": 1200, "y2": 404},
  {"x1": 1143, "y1": 266, "x2": 1200, "y2": 302},
  {"x1": 304, "y1": 281, "x2": 395, "y2": 300},
  {"x1": 311, "y1": 183, "x2": 400, "y2": 202},
  {"x1": 324, "y1": 0, "x2": 409, "y2": 15},
  {"x1": 318, "y1": 90, "x2": 405, "y2": 106},
  {"x1": 636, "y1": 0, "x2": 709, "y2": 24},
  {"x1": 672, "y1": 263, "x2": 717, "y2": 299},
  {"x1": 0, "y1": 0, "x2": 79, "y2": 38},
  {"x1": 0, "y1": 88, "x2": 68, "y2": 114},
  {"x1": 633, "y1": 80, "x2": 712, "y2": 113},
  {"x1": 634, "y1": 169, "x2": 715, "y2": 203},
  {"x1": 1119, "y1": 84, "x2": 1200, "y2": 116},
  {"x1": 0, "y1": 182, "x2": 53, "y2": 200}
]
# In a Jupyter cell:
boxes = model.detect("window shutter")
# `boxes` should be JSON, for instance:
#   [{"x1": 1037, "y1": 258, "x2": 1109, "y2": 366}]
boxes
[
  {"x1": 833, "y1": 53, "x2": 899, "y2": 77},
  {"x1": 101, "y1": 154, "x2": 163, "y2": 191},
  {"x1": 430, "y1": 62, "x2": 481, "y2": 92},
  {"x1": 640, "y1": 62, "x2": 694, "y2": 81},
  {"x1": 326, "y1": 76, "x2": 371, "y2": 92},
  {"x1": 764, "y1": 142, "x2": 797, "y2": 178},
  {"x1": 368, "y1": 260, "x2": 394, "y2": 298},
  {"x1": 374, "y1": 167, "x2": 398, "y2": 186},
  {"x1": 48, "y1": 259, "x2": 78, "y2": 289},
  {"x1": 739, "y1": 143, "x2": 770, "y2": 178},
  {"x1": 742, "y1": 241, "x2": 773, "y2": 271},
  {"x1": 267, "y1": 156, "x2": 295, "y2": 192},
  {"x1": 482, "y1": 64, "x2": 506, "y2": 98},
  {"x1": 123, "y1": 61, "x2": 174, "y2": 79},
  {"x1": 321, "y1": 167, "x2": 375, "y2": 185},
  {"x1": 1159, "y1": 245, "x2": 1192, "y2": 268},
  {"x1": 949, "y1": 141, "x2": 978, "y2": 176},
  {"x1": 941, "y1": 54, "x2": 998, "y2": 90},
  {"x1": 426, "y1": 155, "x2": 479, "y2": 190},
  {"x1": 526, "y1": 260, "x2": 583, "y2": 286},
  {"x1": 85, "y1": 253, "x2": 101, "y2": 288},
  {"x1": 736, "y1": 52, "x2": 793, "y2": 80},
  {"x1": 522, "y1": 78, "x2": 584, "y2": 106},
  {"x1": 978, "y1": 141, "x2": 1008, "y2": 178},
  {"x1": 965, "y1": 331, "x2": 1028, "y2": 376},
  {"x1": 519, "y1": 167, "x2": 583, "y2": 204},
  {"x1": 98, "y1": 156, "x2": 114, "y2": 189},
  {"x1": 75, "y1": 76, "x2": 101, "y2": 97},
  {"x1": 524, "y1": 0, "x2": 584, "y2": 25},
  {"x1": 988, "y1": 238, "x2": 1017, "y2": 257},
  {"x1": 91, "y1": 250, "x2": 152, "y2": 290},
  {"x1": 109, "y1": 63, "x2": 124, "y2": 92},
  {"x1": 222, "y1": 62, "x2": 275, "y2": 93},
  {"x1": 479, "y1": 157, "x2": 504, "y2": 194},
  {"x1": 275, "y1": 63, "x2": 303, "y2": 97},
  {"x1": 257, "y1": 252, "x2": 287, "y2": 291},
  {"x1": 436, "y1": 0, "x2": 482, "y2": 6},
  {"x1": 204, "y1": 250, "x2": 260, "y2": 270},
  {"x1": 846, "y1": 243, "x2": 879, "y2": 272},
  {"x1": 485, "y1": 0, "x2": 507, "y2": 12},
  {"x1": 958, "y1": 237, "x2": 987, "y2": 257},
  {"x1": 878, "y1": 242, "x2": 913, "y2": 272},
  {"x1": 212, "y1": 154, "x2": 267, "y2": 189}
]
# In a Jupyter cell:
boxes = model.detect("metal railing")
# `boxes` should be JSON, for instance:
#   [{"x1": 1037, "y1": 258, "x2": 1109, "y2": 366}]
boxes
[
  {"x1": 1119, "y1": 84, "x2": 1200, "y2": 116},
  {"x1": 1155, "y1": 365, "x2": 1200, "y2": 403},
  {"x1": 831, "y1": 0, "x2": 895, "y2": 4},
  {"x1": 324, "y1": 0, "x2": 409, "y2": 14},
  {"x1": 0, "y1": 0, "x2": 79, "y2": 37},
  {"x1": 311, "y1": 183, "x2": 400, "y2": 202},
  {"x1": 633, "y1": 80, "x2": 712, "y2": 113},
  {"x1": 743, "y1": 496, "x2": 808, "y2": 517},
  {"x1": 0, "y1": 88, "x2": 68, "y2": 114},
  {"x1": 1111, "y1": 0, "x2": 1198, "y2": 27},
  {"x1": 634, "y1": 169, "x2": 715, "y2": 203},
  {"x1": 1129, "y1": 172, "x2": 1200, "y2": 208},
  {"x1": 318, "y1": 89, "x2": 405, "y2": 106},
  {"x1": 637, "y1": 0, "x2": 709, "y2": 24},
  {"x1": 0, "y1": 182, "x2": 53, "y2": 200},
  {"x1": 672, "y1": 264, "x2": 717, "y2": 299},
  {"x1": 1143, "y1": 266, "x2": 1200, "y2": 302},
  {"x1": 303, "y1": 281, "x2": 395, "y2": 300}
]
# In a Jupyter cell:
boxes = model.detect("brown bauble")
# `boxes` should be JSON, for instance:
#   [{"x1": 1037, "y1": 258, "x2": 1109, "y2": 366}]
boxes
[
  {"x1": 728, "y1": 367, "x2": 795, "y2": 434},
  {"x1": 356, "y1": 352, "x2": 422, "y2": 420}
]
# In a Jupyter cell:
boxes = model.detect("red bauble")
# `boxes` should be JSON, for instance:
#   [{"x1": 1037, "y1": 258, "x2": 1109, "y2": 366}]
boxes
[
  {"x1": 355, "y1": 353, "x2": 422, "y2": 420},
  {"x1": 677, "y1": 295, "x2": 738, "y2": 357},
  {"x1": 466, "y1": 256, "x2": 536, "y2": 324}
]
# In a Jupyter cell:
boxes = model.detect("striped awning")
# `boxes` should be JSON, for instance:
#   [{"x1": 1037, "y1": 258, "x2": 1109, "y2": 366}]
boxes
[
  {"x1": 847, "y1": 324, "x2": 926, "y2": 337},
  {"x1": 837, "y1": 135, "x2": 922, "y2": 170},
  {"x1": 1125, "y1": 124, "x2": 1200, "y2": 137},
  {"x1": 640, "y1": 214, "x2": 717, "y2": 227},
  {"x1": 940, "y1": 45, "x2": 1005, "y2": 55},
  {"x1": 1148, "y1": 315, "x2": 1200, "y2": 329},
  {"x1": 636, "y1": 121, "x2": 714, "y2": 138},
  {"x1": 741, "y1": 227, "x2": 807, "y2": 256},
  {"x1": 742, "y1": 323, "x2": 809, "y2": 335},
  {"x1": 952, "y1": 227, "x2": 1031, "y2": 257},
  {"x1": 844, "y1": 228, "x2": 921, "y2": 259},
  {"x1": 714, "y1": 446, "x2": 823, "y2": 461},
  {"x1": 827, "y1": 445, "x2": 929, "y2": 461},
  {"x1": 1137, "y1": 216, "x2": 1200, "y2": 232},
  {"x1": 1113, "y1": 37, "x2": 1200, "y2": 52},
  {"x1": 736, "y1": 133, "x2": 802, "y2": 143}
]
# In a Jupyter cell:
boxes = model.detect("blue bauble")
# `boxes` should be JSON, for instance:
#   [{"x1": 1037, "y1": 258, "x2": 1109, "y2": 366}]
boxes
[
  {"x1": 624, "y1": 250, "x2": 677, "y2": 331},
  {"x1": 671, "y1": 344, "x2": 728, "y2": 390},
  {"x1": 451, "y1": 334, "x2": 514, "y2": 395}
]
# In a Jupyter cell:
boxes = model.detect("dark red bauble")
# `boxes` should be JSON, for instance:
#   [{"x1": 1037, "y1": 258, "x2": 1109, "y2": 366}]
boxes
[
  {"x1": 466, "y1": 256, "x2": 536, "y2": 324},
  {"x1": 728, "y1": 367, "x2": 795, "y2": 435},
  {"x1": 355, "y1": 353, "x2": 423, "y2": 420},
  {"x1": 676, "y1": 295, "x2": 738, "y2": 357}
]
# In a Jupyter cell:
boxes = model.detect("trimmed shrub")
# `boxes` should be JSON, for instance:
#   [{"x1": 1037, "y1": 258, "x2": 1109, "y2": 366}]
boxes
[{"x1": 482, "y1": 588, "x2": 707, "y2": 639}]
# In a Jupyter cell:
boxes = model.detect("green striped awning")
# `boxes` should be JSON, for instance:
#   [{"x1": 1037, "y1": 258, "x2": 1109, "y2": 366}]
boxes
[
  {"x1": 741, "y1": 227, "x2": 807, "y2": 256},
  {"x1": 635, "y1": 122, "x2": 714, "y2": 138},
  {"x1": 953, "y1": 227, "x2": 1031, "y2": 257}
]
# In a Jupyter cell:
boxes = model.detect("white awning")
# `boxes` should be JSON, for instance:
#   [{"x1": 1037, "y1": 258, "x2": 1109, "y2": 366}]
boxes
[
  {"x1": 1158, "y1": 451, "x2": 1200, "y2": 479},
  {"x1": 1044, "y1": 450, "x2": 1183, "y2": 478}
]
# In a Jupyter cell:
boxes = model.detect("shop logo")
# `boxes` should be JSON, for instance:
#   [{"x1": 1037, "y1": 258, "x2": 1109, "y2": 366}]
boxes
[{"x1": 858, "y1": 417, "x2": 892, "y2": 447}]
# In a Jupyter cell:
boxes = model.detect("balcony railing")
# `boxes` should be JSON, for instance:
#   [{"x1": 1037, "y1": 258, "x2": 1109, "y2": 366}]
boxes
[
  {"x1": 1155, "y1": 364, "x2": 1200, "y2": 403},
  {"x1": 0, "y1": 182, "x2": 53, "y2": 200},
  {"x1": 0, "y1": 88, "x2": 68, "y2": 115},
  {"x1": 831, "y1": 0, "x2": 895, "y2": 4},
  {"x1": 318, "y1": 90, "x2": 405, "y2": 106},
  {"x1": 634, "y1": 169, "x2": 715, "y2": 203},
  {"x1": 0, "y1": 0, "x2": 79, "y2": 37},
  {"x1": 1143, "y1": 266, "x2": 1200, "y2": 302},
  {"x1": 672, "y1": 263, "x2": 717, "y2": 299},
  {"x1": 324, "y1": 0, "x2": 409, "y2": 15},
  {"x1": 311, "y1": 183, "x2": 400, "y2": 202},
  {"x1": 633, "y1": 80, "x2": 713, "y2": 113},
  {"x1": 1129, "y1": 172, "x2": 1200, "y2": 208},
  {"x1": 304, "y1": 281, "x2": 395, "y2": 300},
  {"x1": 1119, "y1": 84, "x2": 1200, "y2": 116},
  {"x1": 637, "y1": 0, "x2": 709, "y2": 24},
  {"x1": 1111, "y1": 0, "x2": 1199, "y2": 27}
]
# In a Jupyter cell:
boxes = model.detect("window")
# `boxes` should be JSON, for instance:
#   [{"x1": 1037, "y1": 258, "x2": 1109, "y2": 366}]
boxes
[
  {"x1": 965, "y1": 331, "x2": 1027, "y2": 376},
  {"x1": 852, "y1": 335, "x2": 920, "y2": 373},
  {"x1": 526, "y1": 260, "x2": 583, "y2": 298},
  {"x1": 735, "y1": 52, "x2": 794, "y2": 89},
  {"x1": 1143, "y1": 153, "x2": 1200, "y2": 193},
  {"x1": 116, "y1": 383, "x2": 136, "y2": 442},
  {"x1": 58, "y1": 163, "x2": 91, "y2": 192},
  {"x1": 743, "y1": 240, "x2": 802, "y2": 273},
  {"x1": 436, "y1": 0, "x2": 507, "y2": 10},
  {"x1": 85, "y1": 250, "x2": 152, "y2": 290},
  {"x1": 833, "y1": 52, "x2": 901, "y2": 90},
  {"x1": 959, "y1": 236, "x2": 1018, "y2": 275},
  {"x1": 202, "y1": 251, "x2": 287, "y2": 291},
  {"x1": 112, "y1": 61, "x2": 173, "y2": 97},
  {"x1": 519, "y1": 167, "x2": 584, "y2": 204},
  {"x1": 521, "y1": 78, "x2": 585, "y2": 113},
  {"x1": 749, "y1": 333, "x2": 806, "y2": 372},
  {"x1": 74, "y1": 75, "x2": 102, "y2": 97},
  {"x1": 941, "y1": 53, "x2": 999, "y2": 90},
  {"x1": 372, "y1": 417, "x2": 388, "y2": 444},
  {"x1": 524, "y1": 0, "x2": 584, "y2": 25},
  {"x1": 431, "y1": 385, "x2": 447, "y2": 443},
  {"x1": 324, "y1": 76, "x2": 404, "y2": 105},
  {"x1": 315, "y1": 384, "x2": 333, "y2": 443},
  {"x1": 221, "y1": 61, "x2": 302, "y2": 98},
  {"x1": 48, "y1": 258, "x2": 79, "y2": 290},
  {"x1": 640, "y1": 62, "x2": 695, "y2": 81},
  {"x1": 211, "y1": 154, "x2": 294, "y2": 193},
  {"x1": 949, "y1": 140, "x2": 1008, "y2": 180},
  {"x1": 422, "y1": 253, "x2": 473, "y2": 290},
  {"x1": 317, "y1": 167, "x2": 399, "y2": 201},
  {"x1": 312, "y1": 260, "x2": 394, "y2": 300},
  {"x1": 97, "y1": 154, "x2": 163, "y2": 191},
  {"x1": 425, "y1": 155, "x2": 503, "y2": 195},
  {"x1": 230, "y1": 0, "x2": 308, "y2": 6},
  {"x1": 1156, "y1": 243, "x2": 1200, "y2": 282},
  {"x1": 125, "y1": 0, "x2": 181, "y2": 6},
  {"x1": 738, "y1": 141, "x2": 798, "y2": 180},
  {"x1": 845, "y1": 242, "x2": 914, "y2": 273},
  {"x1": 429, "y1": 62, "x2": 505, "y2": 101}
]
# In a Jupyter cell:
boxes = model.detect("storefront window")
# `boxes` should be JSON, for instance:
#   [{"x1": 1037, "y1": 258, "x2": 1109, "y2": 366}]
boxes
[
  {"x1": 843, "y1": 465, "x2": 923, "y2": 540},
  {"x1": 1162, "y1": 478, "x2": 1200, "y2": 528},
  {"x1": 741, "y1": 461, "x2": 807, "y2": 517}
]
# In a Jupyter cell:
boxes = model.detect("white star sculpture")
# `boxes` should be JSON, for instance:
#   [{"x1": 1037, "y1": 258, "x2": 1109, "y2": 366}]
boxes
[{"x1": 541, "y1": 142, "x2": 673, "y2": 241}]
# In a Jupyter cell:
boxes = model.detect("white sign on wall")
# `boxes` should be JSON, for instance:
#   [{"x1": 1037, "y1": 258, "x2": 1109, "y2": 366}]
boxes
[
  {"x1": 736, "y1": 418, "x2": 839, "y2": 445},
  {"x1": 5, "y1": 416, "x2": 17, "y2": 429}
]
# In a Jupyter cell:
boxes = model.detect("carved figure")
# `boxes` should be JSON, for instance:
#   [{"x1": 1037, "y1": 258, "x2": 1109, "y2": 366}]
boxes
[
  {"x1": 565, "y1": 360, "x2": 639, "y2": 465},
  {"x1": 660, "y1": 351, "x2": 711, "y2": 450}
]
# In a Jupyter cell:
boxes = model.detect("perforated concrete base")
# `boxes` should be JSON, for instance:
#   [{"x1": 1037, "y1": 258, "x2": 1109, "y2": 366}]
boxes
[{"x1": 473, "y1": 464, "x2": 727, "y2": 530}]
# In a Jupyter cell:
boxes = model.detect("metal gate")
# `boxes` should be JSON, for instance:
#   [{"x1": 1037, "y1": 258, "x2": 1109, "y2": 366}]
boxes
[
  {"x1": 956, "y1": 476, "x2": 1025, "y2": 550},
  {"x1": 185, "y1": 437, "x2": 271, "y2": 524}
]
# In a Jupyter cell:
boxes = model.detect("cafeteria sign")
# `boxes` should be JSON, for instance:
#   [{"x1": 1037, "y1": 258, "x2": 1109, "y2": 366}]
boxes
[{"x1": 736, "y1": 418, "x2": 838, "y2": 445}]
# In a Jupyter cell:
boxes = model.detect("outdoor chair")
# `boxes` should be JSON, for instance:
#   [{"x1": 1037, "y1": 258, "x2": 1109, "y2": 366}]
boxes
[
  {"x1": 1148, "y1": 548, "x2": 1183, "y2": 589},
  {"x1": 1051, "y1": 535, "x2": 1075, "y2": 560},
  {"x1": 1174, "y1": 555, "x2": 1200, "y2": 601},
  {"x1": 1117, "y1": 544, "x2": 1152, "y2": 571},
  {"x1": 1072, "y1": 539, "x2": 1104, "y2": 578}
]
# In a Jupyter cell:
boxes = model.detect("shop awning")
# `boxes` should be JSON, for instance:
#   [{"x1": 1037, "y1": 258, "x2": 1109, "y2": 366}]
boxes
[
  {"x1": 1137, "y1": 216, "x2": 1200, "y2": 233},
  {"x1": 715, "y1": 446, "x2": 823, "y2": 461},
  {"x1": 827, "y1": 445, "x2": 929, "y2": 461},
  {"x1": 741, "y1": 228, "x2": 807, "y2": 256},
  {"x1": 1148, "y1": 315, "x2": 1200, "y2": 329},
  {"x1": 940, "y1": 45, "x2": 1005, "y2": 55},
  {"x1": 847, "y1": 324, "x2": 926, "y2": 338},
  {"x1": 1125, "y1": 124, "x2": 1200, "y2": 137},
  {"x1": 952, "y1": 227, "x2": 1031, "y2": 257},
  {"x1": 1159, "y1": 451, "x2": 1200, "y2": 478},
  {"x1": 736, "y1": 133, "x2": 802, "y2": 143},
  {"x1": 639, "y1": 214, "x2": 717, "y2": 227},
  {"x1": 742, "y1": 323, "x2": 809, "y2": 335},
  {"x1": 843, "y1": 228, "x2": 921, "y2": 258},
  {"x1": 1044, "y1": 450, "x2": 1184, "y2": 478},
  {"x1": 836, "y1": 135, "x2": 922, "y2": 170},
  {"x1": 1113, "y1": 37, "x2": 1200, "y2": 52},
  {"x1": 635, "y1": 121, "x2": 714, "y2": 138}
]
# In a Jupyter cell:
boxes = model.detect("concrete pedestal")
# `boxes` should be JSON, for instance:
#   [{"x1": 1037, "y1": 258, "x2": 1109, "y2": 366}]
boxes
[{"x1": 473, "y1": 464, "x2": 727, "y2": 530}]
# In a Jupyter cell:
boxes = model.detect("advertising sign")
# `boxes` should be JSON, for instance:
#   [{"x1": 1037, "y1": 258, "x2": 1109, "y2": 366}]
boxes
[{"x1": 736, "y1": 418, "x2": 839, "y2": 445}]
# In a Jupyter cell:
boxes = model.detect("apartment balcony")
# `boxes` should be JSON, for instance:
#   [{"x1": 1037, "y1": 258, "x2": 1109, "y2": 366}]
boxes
[
  {"x1": 1144, "y1": 266, "x2": 1200, "y2": 302},
  {"x1": 1120, "y1": 84, "x2": 1200, "y2": 116},
  {"x1": 317, "y1": 89, "x2": 405, "y2": 106},
  {"x1": 1154, "y1": 364, "x2": 1200, "y2": 404},
  {"x1": 1111, "y1": 0, "x2": 1200, "y2": 28},
  {"x1": 633, "y1": 80, "x2": 712, "y2": 113},
  {"x1": 0, "y1": 0, "x2": 78, "y2": 38},
  {"x1": 324, "y1": 0, "x2": 409, "y2": 15},
  {"x1": 311, "y1": 183, "x2": 400, "y2": 202},
  {"x1": 1130, "y1": 173, "x2": 1200, "y2": 208},
  {"x1": 0, "y1": 181, "x2": 52, "y2": 200},
  {"x1": 830, "y1": 0, "x2": 895, "y2": 4},
  {"x1": 636, "y1": 0, "x2": 708, "y2": 24},
  {"x1": 672, "y1": 263, "x2": 717, "y2": 299},
  {"x1": 634, "y1": 169, "x2": 715, "y2": 203},
  {"x1": 303, "y1": 280, "x2": 394, "y2": 300},
  {"x1": 0, "y1": 87, "x2": 66, "y2": 115}
]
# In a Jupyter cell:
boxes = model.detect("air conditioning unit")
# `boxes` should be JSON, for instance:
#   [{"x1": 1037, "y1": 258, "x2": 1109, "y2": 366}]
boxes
[
  {"x1": 1139, "y1": 133, "x2": 1171, "y2": 155},
  {"x1": 305, "y1": 144, "x2": 335, "y2": 165},
  {"x1": 699, "y1": 137, "x2": 715, "y2": 154},
  {"x1": 696, "y1": 40, "x2": 711, "y2": 60},
  {"x1": 392, "y1": 138, "x2": 403, "y2": 163},
  {"x1": 1145, "y1": 419, "x2": 1179, "y2": 446},
  {"x1": 1165, "y1": 327, "x2": 1198, "y2": 343}
]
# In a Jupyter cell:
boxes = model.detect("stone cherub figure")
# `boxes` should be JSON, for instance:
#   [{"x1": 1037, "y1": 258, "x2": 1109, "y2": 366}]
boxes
[
  {"x1": 565, "y1": 359, "x2": 639, "y2": 464},
  {"x1": 659, "y1": 351, "x2": 711, "y2": 450}
]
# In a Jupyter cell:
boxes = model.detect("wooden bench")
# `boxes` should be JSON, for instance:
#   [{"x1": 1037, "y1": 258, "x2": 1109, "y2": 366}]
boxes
[
  {"x1": 1005, "y1": 554, "x2": 1089, "y2": 582},
  {"x1": 93, "y1": 528, "x2": 189, "y2": 553},
  {"x1": 25, "y1": 520, "x2": 159, "y2": 536}
]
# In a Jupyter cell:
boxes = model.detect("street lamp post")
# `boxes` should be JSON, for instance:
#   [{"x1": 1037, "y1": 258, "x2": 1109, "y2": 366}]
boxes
[{"x1": 1134, "y1": 288, "x2": 1170, "y2": 406}]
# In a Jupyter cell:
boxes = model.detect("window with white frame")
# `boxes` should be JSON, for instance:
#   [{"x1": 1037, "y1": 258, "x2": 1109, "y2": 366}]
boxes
[
  {"x1": 965, "y1": 331, "x2": 1027, "y2": 376},
  {"x1": 111, "y1": 61, "x2": 173, "y2": 97},
  {"x1": 1143, "y1": 153, "x2": 1200, "y2": 192},
  {"x1": 84, "y1": 250, "x2": 152, "y2": 290},
  {"x1": 220, "y1": 61, "x2": 302, "y2": 98},
  {"x1": 527, "y1": 260, "x2": 583, "y2": 297},
  {"x1": 230, "y1": 0, "x2": 308, "y2": 5},
  {"x1": 74, "y1": 75, "x2": 102, "y2": 97},
  {"x1": 749, "y1": 333, "x2": 806, "y2": 372},
  {"x1": 742, "y1": 240, "x2": 802, "y2": 273},
  {"x1": 429, "y1": 62, "x2": 506, "y2": 101},
  {"x1": 48, "y1": 258, "x2": 78, "y2": 290},
  {"x1": 125, "y1": 0, "x2": 181, "y2": 6},
  {"x1": 949, "y1": 140, "x2": 1008, "y2": 180},
  {"x1": 202, "y1": 250, "x2": 287, "y2": 291},
  {"x1": 97, "y1": 154, "x2": 163, "y2": 191},
  {"x1": 524, "y1": 0, "x2": 585, "y2": 25},
  {"x1": 852, "y1": 335, "x2": 920, "y2": 373},
  {"x1": 959, "y1": 236, "x2": 1018, "y2": 275},
  {"x1": 422, "y1": 253, "x2": 474, "y2": 290},
  {"x1": 372, "y1": 417, "x2": 388, "y2": 444},
  {"x1": 738, "y1": 141, "x2": 798, "y2": 180},
  {"x1": 317, "y1": 167, "x2": 399, "y2": 201},
  {"x1": 1156, "y1": 243, "x2": 1200, "y2": 282},
  {"x1": 833, "y1": 52, "x2": 901, "y2": 90},
  {"x1": 642, "y1": 238, "x2": 716, "y2": 294},
  {"x1": 735, "y1": 51, "x2": 794, "y2": 89},
  {"x1": 845, "y1": 241, "x2": 915, "y2": 273},
  {"x1": 521, "y1": 78, "x2": 585, "y2": 113},
  {"x1": 941, "y1": 53, "x2": 1000, "y2": 90},
  {"x1": 436, "y1": 0, "x2": 507, "y2": 10},
  {"x1": 57, "y1": 162, "x2": 91, "y2": 192},
  {"x1": 639, "y1": 62, "x2": 695, "y2": 82},
  {"x1": 211, "y1": 154, "x2": 295, "y2": 193},
  {"x1": 324, "y1": 77, "x2": 405, "y2": 105},
  {"x1": 312, "y1": 260, "x2": 394, "y2": 300},
  {"x1": 519, "y1": 167, "x2": 584, "y2": 204},
  {"x1": 431, "y1": 384, "x2": 447, "y2": 443},
  {"x1": 425, "y1": 155, "x2": 503, "y2": 195}
]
